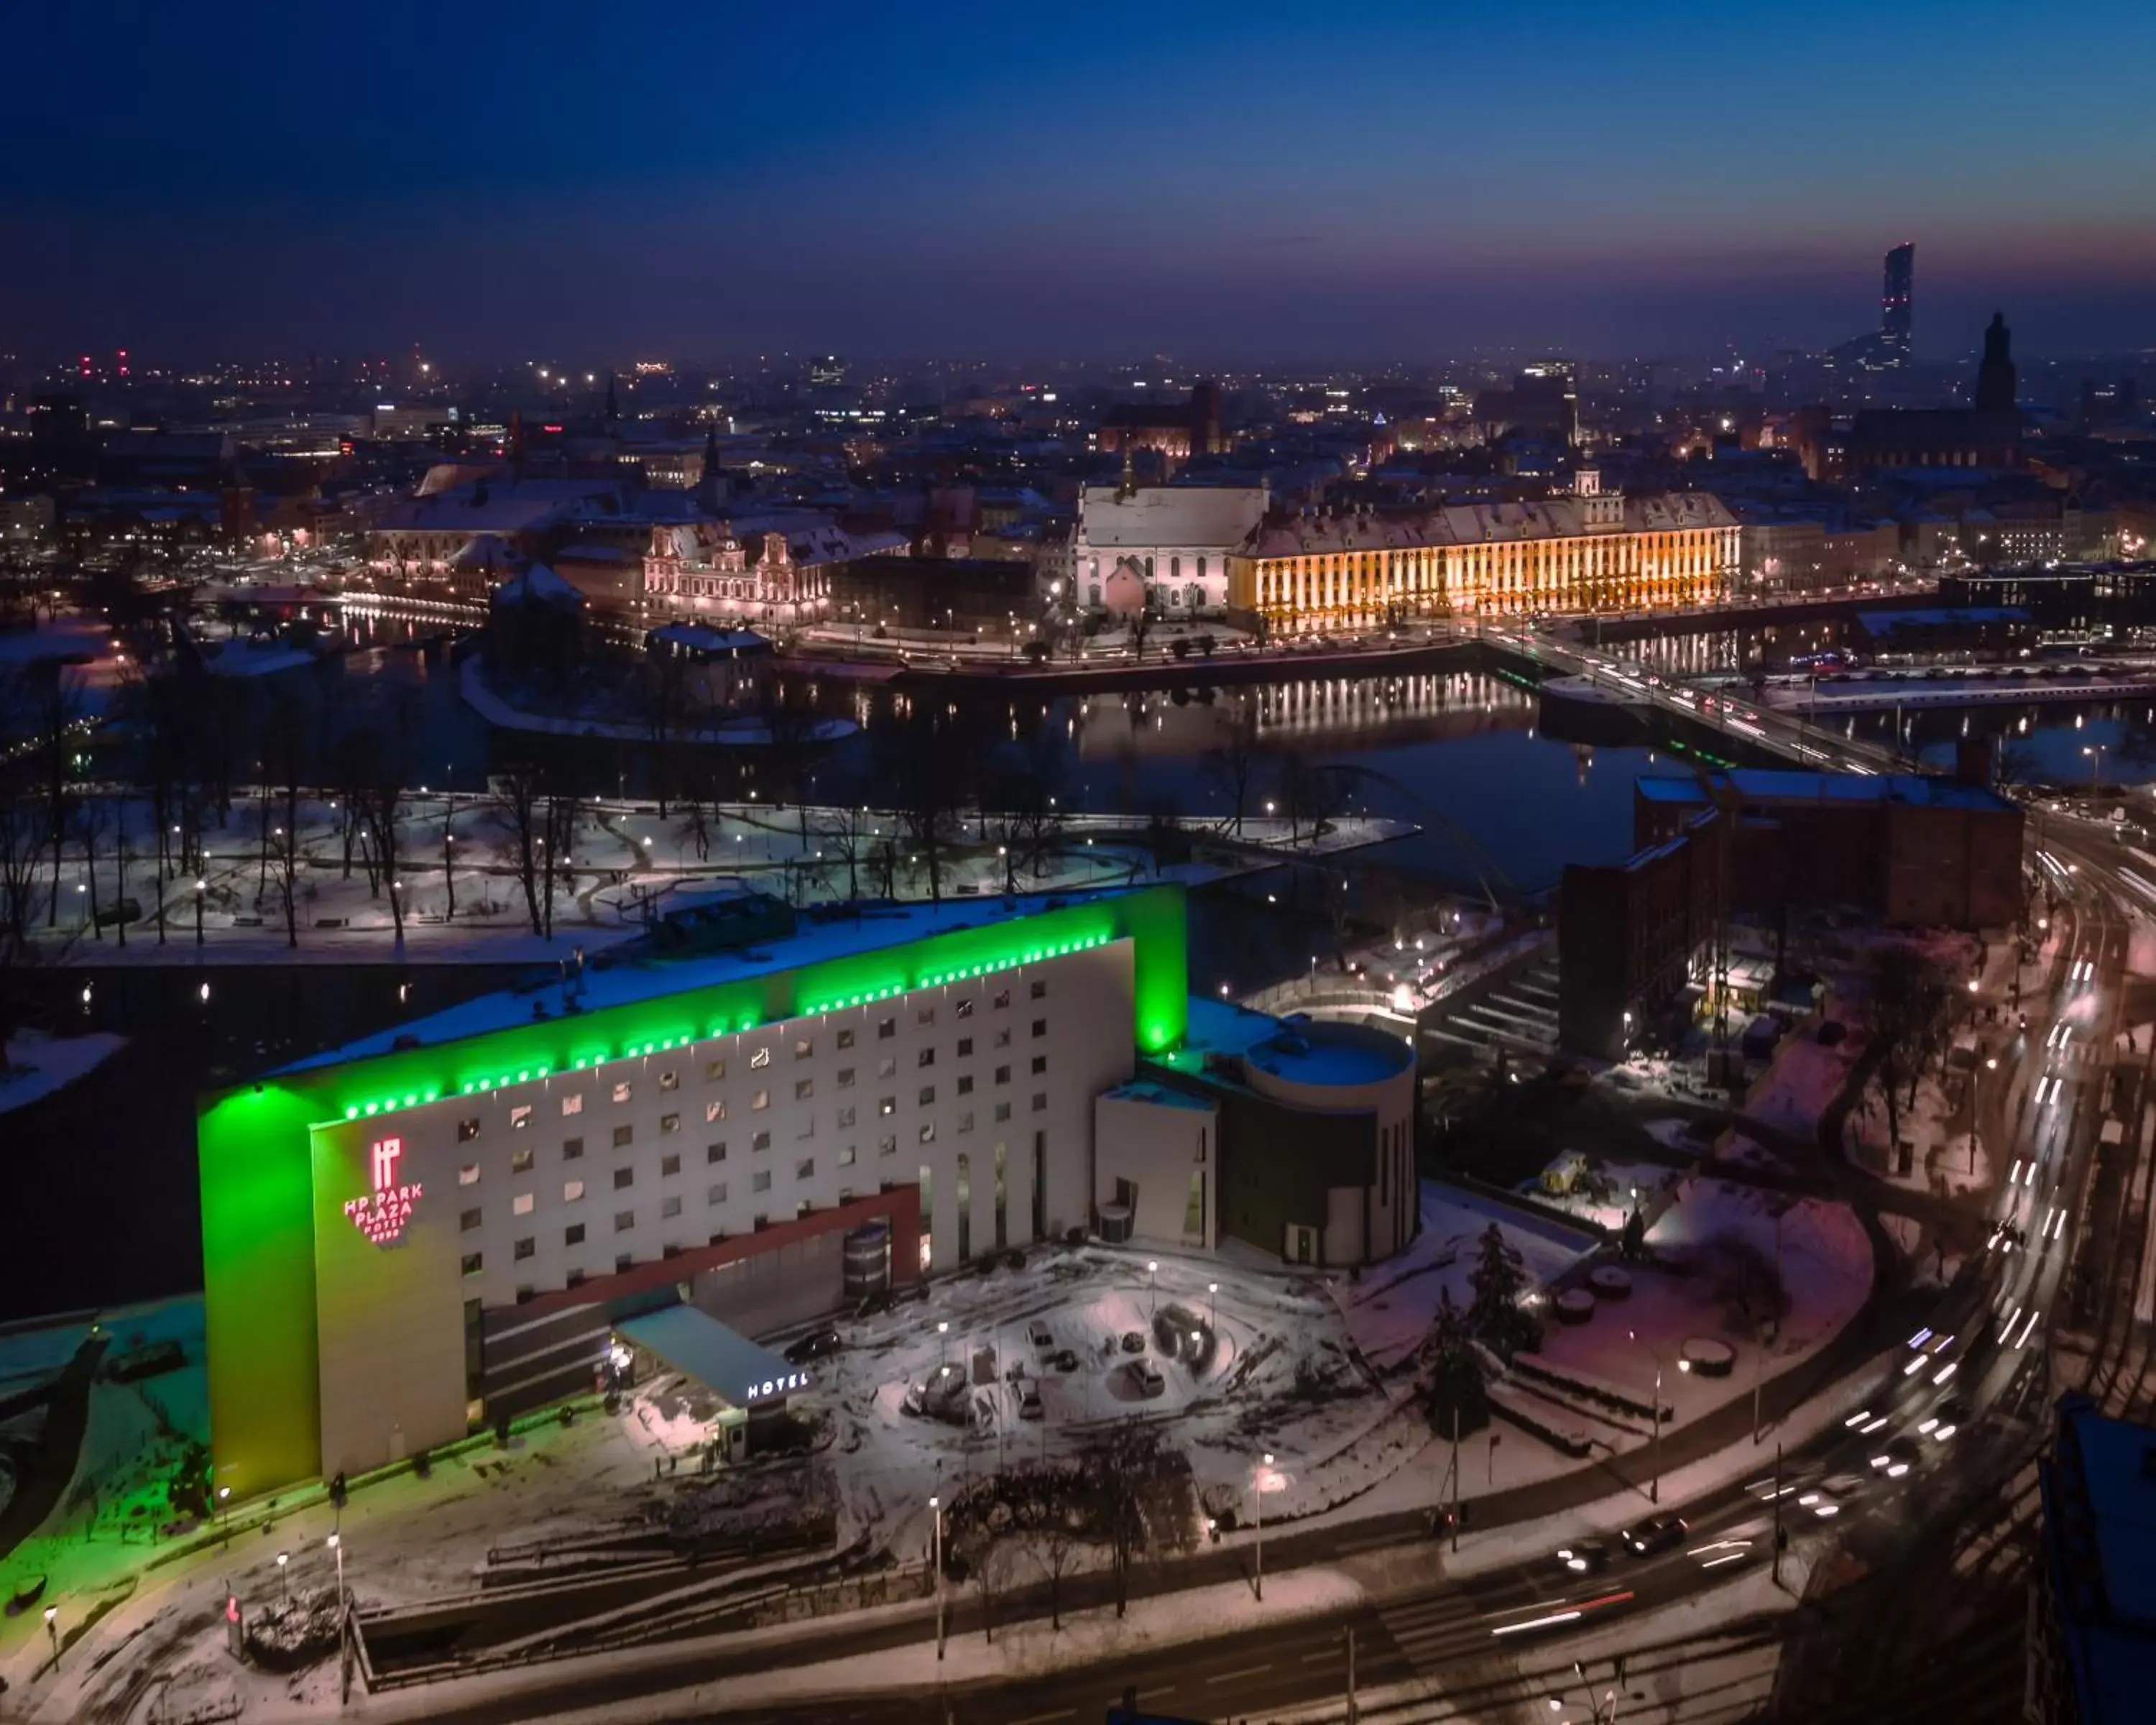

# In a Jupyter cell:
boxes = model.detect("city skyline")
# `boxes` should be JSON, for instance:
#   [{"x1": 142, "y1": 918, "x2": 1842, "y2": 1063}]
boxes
[{"x1": 7, "y1": 0, "x2": 2156, "y2": 364}]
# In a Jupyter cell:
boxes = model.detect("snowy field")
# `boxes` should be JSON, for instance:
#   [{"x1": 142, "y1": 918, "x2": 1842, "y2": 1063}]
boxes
[{"x1": 0, "y1": 1029, "x2": 126, "y2": 1115}]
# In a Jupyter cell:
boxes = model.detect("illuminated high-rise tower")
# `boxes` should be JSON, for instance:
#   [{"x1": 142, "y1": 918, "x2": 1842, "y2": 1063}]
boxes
[{"x1": 1880, "y1": 242, "x2": 1914, "y2": 364}]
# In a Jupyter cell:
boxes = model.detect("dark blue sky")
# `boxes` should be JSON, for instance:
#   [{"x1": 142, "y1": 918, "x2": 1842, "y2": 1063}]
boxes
[{"x1": 7, "y1": 0, "x2": 2154, "y2": 364}]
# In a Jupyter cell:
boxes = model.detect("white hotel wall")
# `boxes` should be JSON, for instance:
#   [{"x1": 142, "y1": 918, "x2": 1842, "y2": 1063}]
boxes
[{"x1": 308, "y1": 942, "x2": 1136, "y2": 1472}]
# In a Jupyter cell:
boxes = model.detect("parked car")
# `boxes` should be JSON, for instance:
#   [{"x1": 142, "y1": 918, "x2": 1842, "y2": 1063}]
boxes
[
  {"x1": 1131, "y1": 1360, "x2": 1165, "y2": 1397},
  {"x1": 784, "y1": 1327, "x2": 842, "y2": 1365},
  {"x1": 1621, "y1": 1513, "x2": 1689, "y2": 1556},
  {"x1": 1028, "y1": 1320, "x2": 1054, "y2": 1351},
  {"x1": 1120, "y1": 1330, "x2": 1147, "y2": 1354},
  {"x1": 1018, "y1": 1386, "x2": 1044, "y2": 1421},
  {"x1": 1052, "y1": 1348, "x2": 1079, "y2": 1374}
]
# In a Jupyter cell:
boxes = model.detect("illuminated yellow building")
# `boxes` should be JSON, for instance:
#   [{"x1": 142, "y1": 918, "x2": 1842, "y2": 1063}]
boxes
[{"x1": 1225, "y1": 490, "x2": 1739, "y2": 634}]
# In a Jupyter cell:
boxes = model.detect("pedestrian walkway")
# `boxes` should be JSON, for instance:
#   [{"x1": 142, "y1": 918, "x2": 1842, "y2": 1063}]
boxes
[
  {"x1": 1423, "y1": 959, "x2": 1560, "y2": 1057},
  {"x1": 1371, "y1": 1589, "x2": 1491, "y2": 1671}
]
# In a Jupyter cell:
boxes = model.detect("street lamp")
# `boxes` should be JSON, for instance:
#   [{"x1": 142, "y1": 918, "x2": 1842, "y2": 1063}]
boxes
[
  {"x1": 1628, "y1": 1329, "x2": 1664, "y2": 1503},
  {"x1": 275, "y1": 1550, "x2": 290, "y2": 1601},
  {"x1": 2083, "y1": 743, "x2": 2107, "y2": 799},
  {"x1": 328, "y1": 1532, "x2": 345, "y2": 1629},
  {"x1": 1208, "y1": 1281, "x2": 1219, "y2": 1330},
  {"x1": 1256, "y1": 1451, "x2": 1276, "y2": 1601},
  {"x1": 44, "y1": 1604, "x2": 59, "y2": 1662},
  {"x1": 218, "y1": 1484, "x2": 231, "y2": 1547},
  {"x1": 937, "y1": 1320, "x2": 949, "y2": 1367},
  {"x1": 929, "y1": 1494, "x2": 946, "y2": 1660},
  {"x1": 1148, "y1": 1259, "x2": 1159, "y2": 1319}
]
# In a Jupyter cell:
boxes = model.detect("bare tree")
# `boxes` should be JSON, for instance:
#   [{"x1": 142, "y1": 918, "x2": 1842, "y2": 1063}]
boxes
[
  {"x1": 960, "y1": 1529, "x2": 1005, "y2": 1646},
  {"x1": 1865, "y1": 942, "x2": 1955, "y2": 1169},
  {"x1": 264, "y1": 692, "x2": 310, "y2": 950},
  {"x1": 70, "y1": 796, "x2": 110, "y2": 941},
  {"x1": 32, "y1": 666, "x2": 84, "y2": 927},
  {"x1": 541, "y1": 777, "x2": 580, "y2": 941},
  {"x1": 1031, "y1": 1519, "x2": 1085, "y2": 1632},
  {"x1": 498, "y1": 762, "x2": 546, "y2": 935},
  {"x1": 1203, "y1": 700, "x2": 1262, "y2": 836}
]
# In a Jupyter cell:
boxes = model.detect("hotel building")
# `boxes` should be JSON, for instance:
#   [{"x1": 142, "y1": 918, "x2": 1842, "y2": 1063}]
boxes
[
  {"x1": 1225, "y1": 487, "x2": 1738, "y2": 635},
  {"x1": 198, "y1": 884, "x2": 1426, "y2": 1501}
]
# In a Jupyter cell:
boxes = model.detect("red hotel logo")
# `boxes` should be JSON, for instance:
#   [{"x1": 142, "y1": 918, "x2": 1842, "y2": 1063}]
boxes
[{"x1": 344, "y1": 1135, "x2": 423, "y2": 1246}]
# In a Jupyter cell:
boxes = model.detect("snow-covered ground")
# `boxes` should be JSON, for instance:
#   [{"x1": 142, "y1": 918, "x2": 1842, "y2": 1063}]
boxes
[
  {"x1": 0, "y1": 1029, "x2": 126, "y2": 1114},
  {"x1": 17, "y1": 788, "x2": 1409, "y2": 965},
  {"x1": 1744, "y1": 1027, "x2": 1864, "y2": 1146}
]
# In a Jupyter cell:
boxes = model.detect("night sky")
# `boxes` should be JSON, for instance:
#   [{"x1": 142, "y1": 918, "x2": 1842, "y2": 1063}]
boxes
[{"x1": 7, "y1": 0, "x2": 2155, "y2": 364}]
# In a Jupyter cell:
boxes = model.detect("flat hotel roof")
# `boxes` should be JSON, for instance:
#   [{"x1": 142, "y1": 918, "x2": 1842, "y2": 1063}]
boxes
[{"x1": 278, "y1": 887, "x2": 1146, "y2": 1075}]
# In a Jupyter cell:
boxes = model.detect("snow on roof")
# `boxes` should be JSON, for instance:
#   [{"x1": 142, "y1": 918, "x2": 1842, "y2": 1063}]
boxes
[
  {"x1": 491, "y1": 561, "x2": 584, "y2": 609},
  {"x1": 276, "y1": 886, "x2": 1150, "y2": 1075},
  {"x1": 451, "y1": 533, "x2": 522, "y2": 569},
  {"x1": 1239, "y1": 492, "x2": 1736, "y2": 560},
  {"x1": 619, "y1": 1305, "x2": 805, "y2": 1408},
  {"x1": 1636, "y1": 768, "x2": 2016, "y2": 814},
  {"x1": 1078, "y1": 482, "x2": 1269, "y2": 550}
]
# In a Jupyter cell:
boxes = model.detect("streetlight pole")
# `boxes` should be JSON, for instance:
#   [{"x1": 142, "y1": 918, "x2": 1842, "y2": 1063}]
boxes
[
  {"x1": 276, "y1": 1550, "x2": 289, "y2": 1602},
  {"x1": 328, "y1": 1532, "x2": 345, "y2": 1627},
  {"x1": 1148, "y1": 1260, "x2": 1159, "y2": 1321},
  {"x1": 45, "y1": 1604, "x2": 60, "y2": 1665},
  {"x1": 1208, "y1": 1281, "x2": 1219, "y2": 1331},
  {"x1": 929, "y1": 1494, "x2": 945, "y2": 1660},
  {"x1": 1628, "y1": 1329, "x2": 1662, "y2": 1503},
  {"x1": 1255, "y1": 1450, "x2": 1274, "y2": 1601}
]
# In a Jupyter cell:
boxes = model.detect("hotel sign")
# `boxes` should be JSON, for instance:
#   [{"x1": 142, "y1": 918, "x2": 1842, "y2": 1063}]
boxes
[{"x1": 344, "y1": 1136, "x2": 423, "y2": 1246}]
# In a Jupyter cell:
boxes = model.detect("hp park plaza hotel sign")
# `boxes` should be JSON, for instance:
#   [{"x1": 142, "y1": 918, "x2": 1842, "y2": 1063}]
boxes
[{"x1": 345, "y1": 1136, "x2": 423, "y2": 1246}]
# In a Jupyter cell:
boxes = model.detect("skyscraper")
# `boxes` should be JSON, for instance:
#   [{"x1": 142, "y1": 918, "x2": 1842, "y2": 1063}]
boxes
[
  {"x1": 1881, "y1": 242, "x2": 1914, "y2": 363},
  {"x1": 1975, "y1": 311, "x2": 2017, "y2": 414}
]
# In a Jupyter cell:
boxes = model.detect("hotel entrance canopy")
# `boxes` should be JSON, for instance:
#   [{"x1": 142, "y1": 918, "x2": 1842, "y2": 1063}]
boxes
[{"x1": 618, "y1": 1305, "x2": 812, "y2": 1409}]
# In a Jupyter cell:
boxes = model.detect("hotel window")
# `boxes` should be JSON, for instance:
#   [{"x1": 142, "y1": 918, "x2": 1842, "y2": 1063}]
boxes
[
  {"x1": 995, "y1": 1065, "x2": 1010, "y2": 1085},
  {"x1": 513, "y1": 1237, "x2": 535, "y2": 1261},
  {"x1": 1032, "y1": 1092, "x2": 1048, "y2": 1113},
  {"x1": 751, "y1": 1089, "x2": 769, "y2": 1111},
  {"x1": 708, "y1": 1182, "x2": 727, "y2": 1205},
  {"x1": 615, "y1": 1253, "x2": 633, "y2": 1273},
  {"x1": 1031, "y1": 980, "x2": 1047, "y2": 1000},
  {"x1": 918, "y1": 1047, "x2": 935, "y2": 1069},
  {"x1": 1031, "y1": 1019, "x2": 1046, "y2": 1039},
  {"x1": 955, "y1": 998, "x2": 974, "y2": 1021},
  {"x1": 458, "y1": 1118, "x2": 482, "y2": 1142},
  {"x1": 839, "y1": 1145, "x2": 856, "y2": 1167},
  {"x1": 995, "y1": 1029, "x2": 1011, "y2": 1049},
  {"x1": 837, "y1": 1068, "x2": 854, "y2": 1089},
  {"x1": 614, "y1": 1210, "x2": 635, "y2": 1233},
  {"x1": 613, "y1": 1167, "x2": 634, "y2": 1190},
  {"x1": 752, "y1": 1129, "x2": 772, "y2": 1152},
  {"x1": 660, "y1": 1112, "x2": 681, "y2": 1134},
  {"x1": 459, "y1": 1207, "x2": 482, "y2": 1232},
  {"x1": 878, "y1": 1096, "x2": 895, "y2": 1116},
  {"x1": 707, "y1": 1141, "x2": 727, "y2": 1164},
  {"x1": 995, "y1": 1103, "x2": 1012, "y2": 1123},
  {"x1": 957, "y1": 1075, "x2": 974, "y2": 1096},
  {"x1": 510, "y1": 1105, "x2": 532, "y2": 1131},
  {"x1": 752, "y1": 1170, "x2": 772, "y2": 1194},
  {"x1": 838, "y1": 1105, "x2": 856, "y2": 1128},
  {"x1": 563, "y1": 1136, "x2": 584, "y2": 1160},
  {"x1": 561, "y1": 1093, "x2": 584, "y2": 1117},
  {"x1": 706, "y1": 1100, "x2": 726, "y2": 1123},
  {"x1": 880, "y1": 1134, "x2": 897, "y2": 1156},
  {"x1": 662, "y1": 1196, "x2": 683, "y2": 1220},
  {"x1": 612, "y1": 1082, "x2": 632, "y2": 1105},
  {"x1": 660, "y1": 1153, "x2": 681, "y2": 1177},
  {"x1": 994, "y1": 988, "x2": 1010, "y2": 1009},
  {"x1": 565, "y1": 1223, "x2": 585, "y2": 1246},
  {"x1": 836, "y1": 1029, "x2": 854, "y2": 1050},
  {"x1": 459, "y1": 1163, "x2": 481, "y2": 1186},
  {"x1": 563, "y1": 1179, "x2": 584, "y2": 1202},
  {"x1": 512, "y1": 1192, "x2": 535, "y2": 1216},
  {"x1": 794, "y1": 1038, "x2": 814, "y2": 1059},
  {"x1": 795, "y1": 1079, "x2": 814, "y2": 1101},
  {"x1": 612, "y1": 1124, "x2": 633, "y2": 1149},
  {"x1": 706, "y1": 1058, "x2": 727, "y2": 1082},
  {"x1": 917, "y1": 1006, "x2": 936, "y2": 1026},
  {"x1": 511, "y1": 1146, "x2": 534, "y2": 1173},
  {"x1": 877, "y1": 1056, "x2": 896, "y2": 1080},
  {"x1": 461, "y1": 1253, "x2": 482, "y2": 1276},
  {"x1": 660, "y1": 1070, "x2": 679, "y2": 1092},
  {"x1": 878, "y1": 1018, "x2": 895, "y2": 1039},
  {"x1": 959, "y1": 1112, "x2": 975, "y2": 1134},
  {"x1": 918, "y1": 1085, "x2": 935, "y2": 1106},
  {"x1": 796, "y1": 1159, "x2": 815, "y2": 1180},
  {"x1": 1031, "y1": 1055, "x2": 1047, "y2": 1075},
  {"x1": 750, "y1": 1046, "x2": 771, "y2": 1070},
  {"x1": 957, "y1": 1038, "x2": 972, "y2": 1057}
]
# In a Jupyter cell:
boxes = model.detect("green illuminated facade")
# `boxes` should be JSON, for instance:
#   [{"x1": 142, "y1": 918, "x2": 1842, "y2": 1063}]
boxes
[{"x1": 199, "y1": 886, "x2": 1188, "y2": 1499}]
